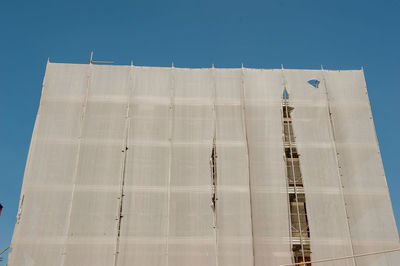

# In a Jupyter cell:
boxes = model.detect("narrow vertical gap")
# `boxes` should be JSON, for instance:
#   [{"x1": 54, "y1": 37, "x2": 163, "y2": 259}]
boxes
[
  {"x1": 210, "y1": 139, "x2": 218, "y2": 222},
  {"x1": 210, "y1": 143, "x2": 217, "y2": 213},
  {"x1": 321, "y1": 75, "x2": 357, "y2": 266},
  {"x1": 113, "y1": 134, "x2": 129, "y2": 266},
  {"x1": 282, "y1": 91, "x2": 311, "y2": 265},
  {"x1": 113, "y1": 65, "x2": 135, "y2": 266},
  {"x1": 281, "y1": 82, "x2": 295, "y2": 266},
  {"x1": 239, "y1": 67, "x2": 256, "y2": 266},
  {"x1": 210, "y1": 141, "x2": 219, "y2": 265},
  {"x1": 210, "y1": 141, "x2": 218, "y2": 266},
  {"x1": 210, "y1": 67, "x2": 219, "y2": 266},
  {"x1": 60, "y1": 63, "x2": 92, "y2": 266}
]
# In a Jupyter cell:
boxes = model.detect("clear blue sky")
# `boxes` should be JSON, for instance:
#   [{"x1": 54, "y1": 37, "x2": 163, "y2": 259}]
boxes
[{"x1": 1, "y1": 0, "x2": 399, "y2": 263}]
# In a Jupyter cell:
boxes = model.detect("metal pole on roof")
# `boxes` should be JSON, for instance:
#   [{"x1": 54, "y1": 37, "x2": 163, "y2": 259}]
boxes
[{"x1": 89, "y1": 51, "x2": 114, "y2": 64}]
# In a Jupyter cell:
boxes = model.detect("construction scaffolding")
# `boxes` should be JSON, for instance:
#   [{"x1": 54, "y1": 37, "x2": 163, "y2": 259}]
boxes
[
  {"x1": 8, "y1": 63, "x2": 400, "y2": 266},
  {"x1": 282, "y1": 91, "x2": 311, "y2": 265}
]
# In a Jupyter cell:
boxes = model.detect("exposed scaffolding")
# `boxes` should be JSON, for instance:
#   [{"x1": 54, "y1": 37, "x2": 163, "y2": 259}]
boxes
[{"x1": 282, "y1": 88, "x2": 311, "y2": 265}]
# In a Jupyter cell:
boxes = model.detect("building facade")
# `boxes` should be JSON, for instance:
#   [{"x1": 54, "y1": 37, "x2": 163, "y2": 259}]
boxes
[{"x1": 8, "y1": 62, "x2": 400, "y2": 265}]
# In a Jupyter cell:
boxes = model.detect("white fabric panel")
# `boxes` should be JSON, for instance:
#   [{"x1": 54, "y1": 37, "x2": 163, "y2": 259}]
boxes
[
  {"x1": 9, "y1": 190, "x2": 71, "y2": 265},
  {"x1": 9, "y1": 243, "x2": 64, "y2": 266},
  {"x1": 117, "y1": 190, "x2": 168, "y2": 266},
  {"x1": 9, "y1": 64, "x2": 400, "y2": 266},
  {"x1": 215, "y1": 69, "x2": 253, "y2": 266},
  {"x1": 62, "y1": 65, "x2": 130, "y2": 266},
  {"x1": 168, "y1": 69, "x2": 216, "y2": 266},
  {"x1": 23, "y1": 63, "x2": 88, "y2": 186},
  {"x1": 42, "y1": 63, "x2": 89, "y2": 100},
  {"x1": 285, "y1": 69, "x2": 355, "y2": 265},
  {"x1": 118, "y1": 67, "x2": 171, "y2": 266},
  {"x1": 243, "y1": 69, "x2": 292, "y2": 265},
  {"x1": 134, "y1": 66, "x2": 171, "y2": 99},
  {"x1": 8, "y1": 63, "x2": 89, "y2": 266},
  {"x1": 324, "y1": 70, "x2": 400, "y2": 265},
  {"x1": 174, "y1": 68, "x2": 213, "y2": 100}
]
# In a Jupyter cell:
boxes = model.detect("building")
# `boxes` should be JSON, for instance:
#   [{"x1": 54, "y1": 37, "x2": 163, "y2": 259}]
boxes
[{"x1": 8, "y1": 62, "x2": 400, "y2": 265}]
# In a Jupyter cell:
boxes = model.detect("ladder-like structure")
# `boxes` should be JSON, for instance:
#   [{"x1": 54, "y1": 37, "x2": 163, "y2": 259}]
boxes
[{"x1": 282, "y1": 90, "x2": 312, "y2": 265}]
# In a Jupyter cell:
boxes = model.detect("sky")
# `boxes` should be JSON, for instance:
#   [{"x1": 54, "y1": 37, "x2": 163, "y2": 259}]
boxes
[{"x1": 1, "y1": 0, "x2": 400, "y2": 263}]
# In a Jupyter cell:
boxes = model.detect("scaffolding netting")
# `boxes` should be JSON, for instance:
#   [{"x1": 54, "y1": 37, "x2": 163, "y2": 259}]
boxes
[{"x1": 8, "y1": 64, "x2": 399, "y2": 266}]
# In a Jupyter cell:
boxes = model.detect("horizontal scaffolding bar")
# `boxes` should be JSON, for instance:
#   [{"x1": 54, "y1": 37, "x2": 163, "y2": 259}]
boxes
[{"x1": 277, "y1": 247, "x2": 400, "y2": 266}]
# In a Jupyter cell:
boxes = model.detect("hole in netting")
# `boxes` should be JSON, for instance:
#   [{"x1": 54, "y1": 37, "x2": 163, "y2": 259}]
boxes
[
  {"x1": 308, "y1": 79, "x2": 320, "y2": 88},
  {"x1": 210, "y1": 145, "x2": 217, "y2": 212},
  {"x1": 283, "y1": 87, "x2": 289, "y2": 99}
]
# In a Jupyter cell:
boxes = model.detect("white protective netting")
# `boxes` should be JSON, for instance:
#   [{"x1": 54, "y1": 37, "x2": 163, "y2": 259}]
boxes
[
  {"x1": 117, "y1": 67, "x2": 171, "y2": 266},
  {"x1": 62, "y1": 64, "x2": 130, "y2": 266},
  {"x1": 8, "y1": 64, "x2": 399, "y2": 266},
  {"x1": 324, "y1": 70, "x2": 400, "y2": 265},
  {"x1": 215, "y1": 69, "x2": 254, "y2": 266},
  {"x1": 243, "y1": 69, "x2": 292, "y2": 266},
  {"x1": 285, "y1": 69, "x2": 355, "y2": 265},
  {"x1": 168, "y1": 68, "x2": 216, "y2": 266},
  {"x1": 9, "y1": 63, "x2": 89, "y2": 265}
]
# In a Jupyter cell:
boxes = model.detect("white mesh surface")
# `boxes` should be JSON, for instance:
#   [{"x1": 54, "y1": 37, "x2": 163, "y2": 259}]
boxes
[
  {"x1": 324, "y1": 70, "x2": 400, "y2": 265},
  {"x1": 215, "y1": 69, "x2": 253, "y2": 266},
  {"x1": 9, "y1": 63, "x2": 89, "y2": 266},
  {"x1": 118, "y1": 67, "x2": 171, "y2": 266},
  {"x1": 168, "y1": 69, "x2": 215, "y2": 266},
  {"x1": 286, "y1": 70, "x2": 355, "y2": 265},
  {"x1": 8, "y1": 64, "x2": 399, "y2": 266},
  {"x1": 244, "y1": 69, "x2": 292, "y2": 266}
]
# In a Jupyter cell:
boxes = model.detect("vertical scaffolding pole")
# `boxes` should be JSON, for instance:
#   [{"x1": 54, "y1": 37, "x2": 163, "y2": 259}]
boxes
[
  {"x1": 113, "y1": 63, "x2": 135, "y2": 266},
  {"x1": 60, "y1": 62, "x2": 92, "y2": 266},
  {"x1": 283, "y1": 98, "x2": 306, "y2": 264},
  {"x1": 320, "y1": 72, "x2": 357, "y2": 266},
  {"x1": 239, "y1": 66, "x2": 256, "y2": 266},
  {"x1": 280, "y1": 68, "x2": 311, "y2": 265},
  {"x1": 166, "y1": 64, "x2": 175, "y2": 266}
]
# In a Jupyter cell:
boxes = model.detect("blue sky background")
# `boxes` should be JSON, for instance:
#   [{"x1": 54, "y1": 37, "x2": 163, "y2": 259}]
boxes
[{"x1": 1, "y1": 0, "x2": 399, "y2": 263}]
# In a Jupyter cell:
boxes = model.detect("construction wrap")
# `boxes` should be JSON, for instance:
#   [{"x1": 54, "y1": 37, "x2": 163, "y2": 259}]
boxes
[
  {"x1": 324, "y1": 71, "x2": 400, "y2": 265},
  {"x1": 286, "y1": 70, "x2": 355, "y2": 266},
  {"x1": 8, "y1": 63, "x2": 399, "y2": 266},
  {"x1": 243, "y1": 69, "x2": 292, "y2": 266}
]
